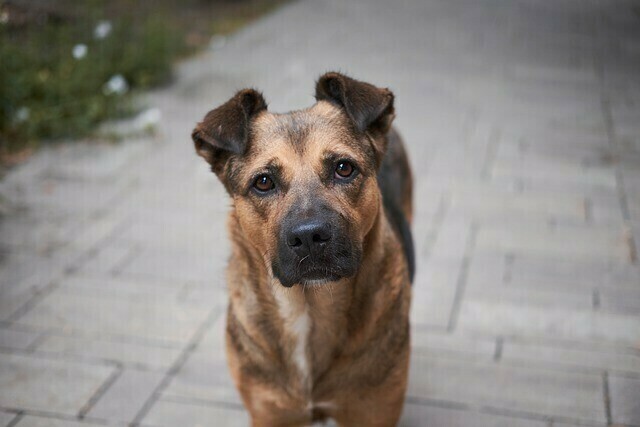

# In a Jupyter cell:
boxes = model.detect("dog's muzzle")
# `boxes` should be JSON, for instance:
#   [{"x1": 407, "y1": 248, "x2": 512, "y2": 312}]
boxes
[{"x1": 272, "y1": 206, "x2": 360, "y2": 287}]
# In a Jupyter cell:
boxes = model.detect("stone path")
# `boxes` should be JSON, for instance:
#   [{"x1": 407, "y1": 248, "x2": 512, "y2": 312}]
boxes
[{"x1": 1, "y1": 0, "x2": 640, "y2": 425}]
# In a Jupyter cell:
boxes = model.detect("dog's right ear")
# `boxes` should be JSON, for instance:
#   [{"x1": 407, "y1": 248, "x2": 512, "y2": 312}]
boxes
[
  {"x1": 315, "y1": 72, "x2": 394, "y2": 167},
  {"x1": 192, "y1": 89, "x2": 267, "y2": 176},
  {"x1": 315, "y1": 72, "x2": 394, "y2": 137}
]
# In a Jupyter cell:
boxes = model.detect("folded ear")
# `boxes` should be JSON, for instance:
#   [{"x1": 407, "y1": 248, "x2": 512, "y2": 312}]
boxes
[
  {"x1": 192, "y1": 89, "x2": 267, "y2": 176},
  {"x1": 315, "y1": 72, "x2": 395, "y2": 137}
]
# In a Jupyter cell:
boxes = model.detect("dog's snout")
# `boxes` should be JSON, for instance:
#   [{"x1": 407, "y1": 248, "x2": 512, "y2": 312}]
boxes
[
  {"x1": 275, "y1": 205, "x2": 357, "y2": 287},
  {"x1": 286, "y1": 220, "x2": 331, "y2": 255}
]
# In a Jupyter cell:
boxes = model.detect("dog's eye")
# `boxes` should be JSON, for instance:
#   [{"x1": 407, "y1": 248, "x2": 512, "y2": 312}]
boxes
[
  {"x1": 335, "y1": 161, "x2": 355, "y2": 179},
  {"x1": 253, "y1": 175, "x2": 275, "y2": 192}
]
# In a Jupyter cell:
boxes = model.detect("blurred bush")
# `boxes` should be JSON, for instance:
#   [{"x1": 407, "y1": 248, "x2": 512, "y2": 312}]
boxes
[
  {"x1": 0, "y1": 4, "x2": 185, "y2": 154},
  {"x1": 0, "y1": 0, "x2": 288, "y2": 160}
]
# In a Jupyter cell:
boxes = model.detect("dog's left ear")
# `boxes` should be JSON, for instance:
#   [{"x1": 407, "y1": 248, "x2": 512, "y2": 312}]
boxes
[{"x1": 315, "y1": 72, "x2": 395, "y2": 162}]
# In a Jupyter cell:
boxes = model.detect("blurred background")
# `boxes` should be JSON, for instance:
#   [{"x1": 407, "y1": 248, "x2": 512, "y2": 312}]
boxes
[{"x1": 0, "y1": 0, "x2": 639, "y2": 426}]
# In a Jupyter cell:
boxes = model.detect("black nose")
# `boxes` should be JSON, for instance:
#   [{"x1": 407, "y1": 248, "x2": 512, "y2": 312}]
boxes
[{"x1": 286, "y1": 220, "x2": 332, "y2": 256}]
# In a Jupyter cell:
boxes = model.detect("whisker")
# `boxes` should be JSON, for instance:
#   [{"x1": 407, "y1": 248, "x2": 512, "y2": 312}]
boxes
[
  {"x1": 297, "y1": 254, "x2": 309, "y2": 271},
  {"x1": 327, "y1": 282, "x2": 334, "y2": 304}
]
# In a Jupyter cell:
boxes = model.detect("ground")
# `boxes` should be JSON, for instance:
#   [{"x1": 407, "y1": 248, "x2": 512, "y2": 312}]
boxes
[{"x1": 0, "y1": 0, "x2": 639, "y2": 425}]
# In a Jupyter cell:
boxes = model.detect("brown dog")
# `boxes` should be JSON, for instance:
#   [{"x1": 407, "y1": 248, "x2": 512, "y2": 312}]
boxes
[{"x1": 192, "y1": 72, "x2": 414, "y2": 426}]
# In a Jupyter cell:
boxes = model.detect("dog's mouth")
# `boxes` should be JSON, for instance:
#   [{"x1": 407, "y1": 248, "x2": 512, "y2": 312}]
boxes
[
  {"x1": 272, "y1": 260, "x2": 356, "y2": 288},
  {"x1": 297, "y1": 267, "x2": 343, "y2": 286}
]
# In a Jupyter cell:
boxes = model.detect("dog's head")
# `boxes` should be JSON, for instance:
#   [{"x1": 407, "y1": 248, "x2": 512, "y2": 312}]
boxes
[{"x1": 192, "y1": 72, "x2": 395, "y2": 287}]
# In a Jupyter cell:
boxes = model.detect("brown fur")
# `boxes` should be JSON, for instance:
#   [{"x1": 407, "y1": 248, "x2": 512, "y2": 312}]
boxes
[{"x1": 193, "y1": 73, "x2": 413, "y2": 426}]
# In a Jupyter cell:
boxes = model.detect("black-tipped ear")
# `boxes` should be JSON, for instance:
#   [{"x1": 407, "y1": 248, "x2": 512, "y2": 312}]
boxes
[
  {"x1": 315, "y1": 72, "x2": 395, "y2": 137},
  {"x1": 192, "y1": 89, "x2": 267, "y2": 176}
]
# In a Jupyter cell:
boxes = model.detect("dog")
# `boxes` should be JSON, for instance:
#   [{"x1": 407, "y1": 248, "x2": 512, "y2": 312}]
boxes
[{"x1": 192, "y1": 72, "x2": 414, "y2": 426}]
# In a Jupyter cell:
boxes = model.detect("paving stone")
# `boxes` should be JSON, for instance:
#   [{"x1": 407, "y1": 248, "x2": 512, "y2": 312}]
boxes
[
  {"x1": 490, "y1": 157, "x2": 618, "y2": 192},
  {"x1": 508, "y1": 255, "x2": 640, "y2": 290},
  {"x1": 35, "y1": 335, "x2": 181, "y2": 371},
  {"x1": 0, "y1": 412, "x2": 17, "y2": 426},
  {"x1": 15, "y1": 286, "x2": 211, "y2": 345},
  {"x1": 162, "y1": 351, "x2": 241, "y2": 406},
  {"x1": 447, "y1": 185, "x2": 588, "y2": 222},
  {"x1": 195, "y1": 312, "x2": 226, "y2": 353},
  {"x1": 14, "y1": 416, "x2": 108, "y2": 426},
  {"x1": 87, "y1": 369, "x2": 165, "y2": 422},
  {"x1": 496, "y1": 133, "x2": 607, "y2": 167},
  {"x1": 463, "y1": 251, "x2": 509, "y2": 283},
  {"x1": 162, "y1": 314, "x2": 241, "y2": 405},
  {"x1": 588, "y1": 193, "x2": 627, "y2": 226},
  {"x1": 552, "y1": 423, "x2": 606, "y2": 427},
  {"x1": 427, "y1": 216, "x2": 472, "y2": 260},
  {"x1": 426, "y1": 143, "x2": 487, "y2": 178},
  {"x1": 113, "y1": 177, "x2": 229, "y2": 221},
  {"x1": 411, "y1": 330, "x2": 496, "y2": 361},
  {"x1": 412, "y1": 180, "x2": 446, "y2": 216},
  {"x1": 1, "y1": 177, "x2": 126, "y2": 219},
  {"x1": 476, "y1": 224, "x2": 633, "y2": 262},
  {"x1": 408, "y1": 354, "x2": 606, "y2": 423},
  {"x1": 0, "y1": 251, "x2": 46, "y2": 289},
  {"x1": 458, "y1": 297, "x2": 640, "y2": 344},
  {"x1": 411, "y1": 210, "x2": 436, "y2": 254},
  {"x1": 400, "y1": 404, "x2": 548, "y2": 427},
  {"x1": 142, "y1": 398, "x2": 248, "y2": 427},
  {"x1": 466, "y1": 277, "x2": 594, "y2": 311},
  {"x1": 0, "y1": 328, "x2": 40, "y2": 351},
  {"x1": 61, "y1": 215, "x2": 128, "y2": 259},
  {"x1": 0, "y1": 353, "x2": 115, "y2": 415},
  {"x1": 117, "y1": 246, "x2": 226, "y2": 284},
  {"x1": 629, "y1": 201, "x2": 640, "y2": 225},
  {"x1": 76, "y1": 244, "x2": 134, "y2": 276},
  {"x1": 464, "y1": 251, "x2": 597, "y2": 316},
  {"x1": 0, "y1": 215, "x2": 79, "y2": 253},
  {"x1": 0, "y1": 251, "x2": 65, "y2": 321},
  {"x1": 411, "y1": 257, "x2": 465, "y2": 328},
  {"x1": 609, "y1": 375, "x2": 640, "y2": 425},
  {"x1": 502, "y1": 341, "x2": 640, "y2": 373},
  {"x1": 495, "y1": 174, "x2": 619, "y2": 200},
  {"x1": 498, "y1": 133, "x2": 607, "y2": 159},
  {"x1": 116, "y1": 213, "x2": 228, "y2": 254},
  {"x1": 56, "y1": 275, "x2": 184, "y2": 301},
  {"x1": 471, "y1": 266, "x2": 618, "y2": 296},
  {"x1": 598, "y1": 288, "x2": 640, "y2": 316},
  {"x1": 177, "y1": 282, "x2": 228, "y2": 309},
  {"x1": 34, "y1": 138, "x2": 152, "y2": 182}
]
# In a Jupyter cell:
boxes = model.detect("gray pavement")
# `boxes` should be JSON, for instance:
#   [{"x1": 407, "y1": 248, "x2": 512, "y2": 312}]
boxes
[{"x1": 1, "y1": 0, "x2": 640, "y2": 425}]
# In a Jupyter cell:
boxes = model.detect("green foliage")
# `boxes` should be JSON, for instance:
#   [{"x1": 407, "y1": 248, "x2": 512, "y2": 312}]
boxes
[{"x1": 0, "y1": 13, "x2": 185, "y2": 152}]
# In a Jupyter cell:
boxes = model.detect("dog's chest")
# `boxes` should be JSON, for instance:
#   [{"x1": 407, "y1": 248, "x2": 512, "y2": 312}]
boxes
[
  {"x1": 290, "y1": 309, "x2": 311, "y2": 384},
  {"x1": 274, "y1": 289, "x2": 347, "y2": 412},
  {"x1": 284, "y1": 309, "x2": 338, "y2": 417},
  {"x1": 275, "y1": 293, "x2": 312, "y2": 387}
]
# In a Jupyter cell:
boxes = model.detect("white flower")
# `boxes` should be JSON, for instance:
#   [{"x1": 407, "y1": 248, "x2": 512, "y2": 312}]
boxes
[
  {"x1": 135, "y1": 108, "x2": 162, "y2": 130},
  {"x1": 94, "y1": 20, "x2": 112, "y2": 39},
  {"x1": 103, "y1": 74, "x2": 129, "y2": 95},
  {"x1": 0, "y1": 11, "x2": 9, "y2": 25},
  {"x1": 72, "y1": 44, "x2": 88, "y2": 59},
  {"x1": 15, "y1": 107, "x2": 30, "y2": 123}
]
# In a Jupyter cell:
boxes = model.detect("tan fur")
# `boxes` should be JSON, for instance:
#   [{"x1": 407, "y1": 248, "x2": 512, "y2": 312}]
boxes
[{"x1": 222, "y1": 102, "x2": 412, "y2": 426}]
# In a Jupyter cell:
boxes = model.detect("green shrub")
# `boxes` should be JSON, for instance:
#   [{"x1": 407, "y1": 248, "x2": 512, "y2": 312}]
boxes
[{"x1": 0, "y1": 13, "x2": 185, "y2": 152}]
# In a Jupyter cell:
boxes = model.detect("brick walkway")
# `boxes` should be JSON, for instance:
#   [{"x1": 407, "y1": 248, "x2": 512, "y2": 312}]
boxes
[{"x1": 1, "y1": 0, "x2": 639, "y2": 425}]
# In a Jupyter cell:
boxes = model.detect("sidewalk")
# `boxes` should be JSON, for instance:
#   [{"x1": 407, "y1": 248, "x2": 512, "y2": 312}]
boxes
[{"x1": 1, "y1": 0, "x2": 639, "y2": 425}]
